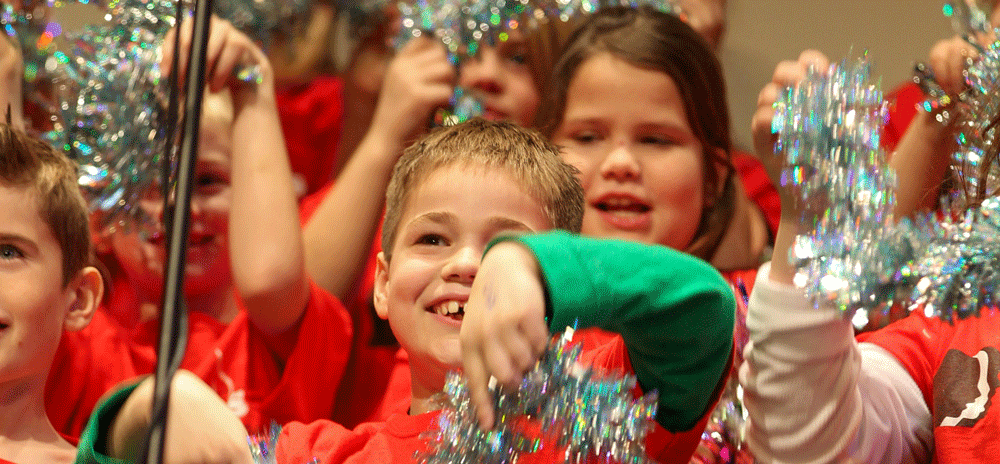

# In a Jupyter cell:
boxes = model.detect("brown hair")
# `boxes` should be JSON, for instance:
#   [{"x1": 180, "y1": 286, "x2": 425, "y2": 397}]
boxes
[
  {"x1": 381, "y1": 118, "x2": 583, "y2": 258},
  {"x1": 540, "y1": 6, "x2": 735, "y2": 261},
  {"x1": 0, "y1": 123, "x2": 92, "y2": 286}
]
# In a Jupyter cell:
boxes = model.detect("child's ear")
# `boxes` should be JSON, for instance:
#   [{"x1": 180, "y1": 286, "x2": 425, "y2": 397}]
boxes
[
  {"x1": 373, "y1": 251, "x2": 390, "y2": 320},
  {"x1": 64, "y1": 266, "x2": 104, "y2": 332}
]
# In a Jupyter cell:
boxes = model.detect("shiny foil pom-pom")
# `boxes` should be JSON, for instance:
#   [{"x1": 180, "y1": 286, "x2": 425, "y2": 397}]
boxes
[
  {"x1": 772, "y1": 55, "x2": 902, "y2": 328},
  {"x1": 421, "y1": 328, "x2": 659, "y2": 464},
  {"x1": 774, "y1": 52, "x2": 1000, "y2": 324},
  {"x1": 39, "y1": 0, "x2": 177, "y2": 231},
  {"x1": 911, "y1": 0, "x2": 1000, "y2": 209}
]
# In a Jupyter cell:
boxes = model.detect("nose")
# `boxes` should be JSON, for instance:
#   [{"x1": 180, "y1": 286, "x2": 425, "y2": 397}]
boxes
[
  {"x1": 441, "y1": 244, "x2": 479, "y2": 284},
  {"x1": 600, "y1": 142, "x2": 641, "y2": 182},
  {"x1": 460, "y1": 46, "x2": 503, "y2": 96}
]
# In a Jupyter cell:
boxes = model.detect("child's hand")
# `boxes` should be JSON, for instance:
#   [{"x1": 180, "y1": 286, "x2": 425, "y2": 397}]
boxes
[
  {"x1": 751, "y1": 49, "x2": 830, "y2": 219},
  {"x1": 751, "y1": 50, "x2": 829, "y2": 284},
  {"x1": 161, "y1": 16, "x2": 274, "y2": 107},
  {"x1": 460, "y1": 241, "x2": 549, "y2": 430},
  {"x1": 927, "y1": 35, "x2": 978, "y2": 96},
  {"x1": 368, "y1": 37, "x2": 456, "y2": 148},
  {"x1": 109, "y1": 371, "x2": 254, "y2": 464}
]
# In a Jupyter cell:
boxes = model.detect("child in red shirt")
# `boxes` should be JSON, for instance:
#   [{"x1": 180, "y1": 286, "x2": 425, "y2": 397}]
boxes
[
  {"x1": 0, "y1": 122, "x2": 103, "y2": 463},
  {"x1": 43, "y1": 16, "x2": 353, "y2": 439},
  {"x1": 76, "y1": 118, "x2": 734, "y2": 464}
]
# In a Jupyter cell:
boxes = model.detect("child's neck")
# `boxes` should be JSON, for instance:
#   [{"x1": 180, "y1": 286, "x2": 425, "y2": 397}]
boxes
[
  {"x1": 408, "y1": 360, "x2": 451, "y2": 416},
  {"x1": 0, "y1": 377, "x2": 74, "y2": 464}
]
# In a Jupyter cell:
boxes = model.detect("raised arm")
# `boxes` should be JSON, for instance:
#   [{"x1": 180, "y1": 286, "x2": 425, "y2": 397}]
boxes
[
  {"x1": 302, "y1": 37, "x2": 455, "y2": 300},
  {"x1": 889, "y1": 36, "x2": 973, "y2": 217},
  {"x1": 163, "y1": 18, "x2": 309, "y2": 335},
  {"x1": 740, "y1": 50, "x2": 934, "y2": 463}
]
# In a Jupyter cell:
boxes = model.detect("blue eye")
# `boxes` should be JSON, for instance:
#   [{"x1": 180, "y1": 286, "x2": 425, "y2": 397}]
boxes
[{"x1": 0, "y1": 244, "x2": 24, "y2": 260}]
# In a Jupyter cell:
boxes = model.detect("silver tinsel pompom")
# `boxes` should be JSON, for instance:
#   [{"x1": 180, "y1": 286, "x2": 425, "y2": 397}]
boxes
[
  {"x1": 43, "y1": 0, "x2": 176, "y2": 231},
  {"x1": 774, "y1": 49, "x2": 1000, "y2": 324},
  {"x1": 771, "y1": 55, "x2": 901, "y2": 328},
  {"x1": 421, "y1": 328, "x2": 659, "y2": 464}
]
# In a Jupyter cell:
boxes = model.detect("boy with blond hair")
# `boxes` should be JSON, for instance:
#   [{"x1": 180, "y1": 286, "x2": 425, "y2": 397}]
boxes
[
  {"x1": 77, "y1": 118, "x2": 734, "y2": 464},
  {"x1": 0, "y1": 122, "x2": 103, "y2": 463}
]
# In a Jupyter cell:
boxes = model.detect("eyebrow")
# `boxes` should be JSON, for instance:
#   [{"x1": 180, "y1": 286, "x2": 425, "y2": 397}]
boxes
[
  {"x1": 0, "y1": 232, "x2": 39, "y2": 253},
  {"x1": 486, "y1": 217, "x2": 533, "y2": 233},
  {"x1": 407, "y1": 211, "x2": 455, "y2": 228}
]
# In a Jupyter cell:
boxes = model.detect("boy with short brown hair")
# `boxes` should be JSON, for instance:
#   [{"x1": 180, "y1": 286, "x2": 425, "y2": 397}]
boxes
[
  {"x1": 78, "y1": 118, "x2": 734, "y2": 464},
  {"x1": 0, "y1": 122, "x2": 103, "y2": 464}
]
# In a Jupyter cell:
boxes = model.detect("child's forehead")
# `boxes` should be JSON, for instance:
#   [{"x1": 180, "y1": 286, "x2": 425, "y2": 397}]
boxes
[
  {"x1": 403, "y1": 163, "x2": 548, "y2": 224},
  {"x1": 0, "y1": 183, "x2": 49, "y2": 238}
]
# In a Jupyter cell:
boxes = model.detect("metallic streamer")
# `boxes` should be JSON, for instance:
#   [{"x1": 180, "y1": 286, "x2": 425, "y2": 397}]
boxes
[
  {"x1": 771, "y1": 55, "x2": 902, "y2": 328},
  {"x1": 421, "y1": 328, "x2": 659, "y2": 464}
]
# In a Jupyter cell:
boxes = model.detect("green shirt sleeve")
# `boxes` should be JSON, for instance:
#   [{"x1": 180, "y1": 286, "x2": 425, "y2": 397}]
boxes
[
  {"x1": 75, "y1": 382, "x2": 142, "y2": 464},
  {"x1": 490, "y1": 230, "x2": 735, "y2": 432}
]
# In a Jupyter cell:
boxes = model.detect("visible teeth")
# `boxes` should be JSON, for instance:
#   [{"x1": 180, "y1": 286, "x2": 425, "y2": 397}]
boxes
[{"x1": 433, "y1": 301, "x2": 464, "y2": 316}]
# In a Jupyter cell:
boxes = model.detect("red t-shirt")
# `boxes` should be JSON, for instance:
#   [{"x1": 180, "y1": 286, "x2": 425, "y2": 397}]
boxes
[
  {"x1": 277, "y1": 328, "x2": 710, "y2": 464},
  {"x1": 0, "y1": 458, "x2": 15, "y2": 464},
  {"x1": 299, "y1": 184, "x2": 400, "y2": 428},
  {"x1": 731, "y1": 151, "x2": 780, "y2": 237},
  {"x1": 858, "y1": 310, "x2": 1000, "y2": 463},
  {"x1": 44, "y1": 280, "x2": 353, "y2": 438},
  {"x1": 276, "y1": 75, "x2": 345, "y2": 196}
]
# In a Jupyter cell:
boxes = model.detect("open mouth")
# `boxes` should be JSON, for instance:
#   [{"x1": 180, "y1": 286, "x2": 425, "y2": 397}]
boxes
[
  {"x1": 428, "y1": 300, "x2": 465, "y2": 321},
  {"x1": 595, "y1": 197, "x2": 651, "y2": 214}
]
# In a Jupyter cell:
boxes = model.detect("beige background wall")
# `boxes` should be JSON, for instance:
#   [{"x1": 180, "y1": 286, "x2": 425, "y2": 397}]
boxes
[{"x1": 720, "y1": 0, "x2": 955, "y2": 151}]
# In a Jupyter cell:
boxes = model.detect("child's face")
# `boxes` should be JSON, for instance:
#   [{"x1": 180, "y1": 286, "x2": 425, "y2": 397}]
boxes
[
  {"x1": 374, "y1": 164, "x2": 552, "y2": 385},
  {"x1": 0, "y1": 183, "x2": 74, "y2": 383},
  {"x1": 110, "y1": 111, "x2": 234, "y2": 297},
  {"x1": 458, "y1": 31, "x2": 540, "y2": 127},
  {"x1": 551, "y1": 53, "x2": 706, "y2": 250}
]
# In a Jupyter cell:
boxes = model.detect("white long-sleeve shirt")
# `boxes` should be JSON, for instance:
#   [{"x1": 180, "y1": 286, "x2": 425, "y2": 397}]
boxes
[{"x1": 739, "y1": 263, "x2": 934, "y2": 463}]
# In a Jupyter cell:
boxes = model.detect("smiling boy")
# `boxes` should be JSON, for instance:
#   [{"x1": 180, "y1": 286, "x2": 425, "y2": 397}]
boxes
[
  {"x1": 78, "y1": 118, "x2": 734, "y2": 464},
  {"x1": 0, "y1": 122, "x2": 103, "y2": 464}
]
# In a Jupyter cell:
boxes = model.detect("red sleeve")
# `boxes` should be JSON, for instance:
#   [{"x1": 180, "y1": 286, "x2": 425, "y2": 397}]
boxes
[
  {"x1": 856, "y1": 311, "x2": 948, "y2": 409},
  {"x1": 276, "y1": 76, "x2": 345, "y2": 196},
  {"x1": 251, "y1": 281, "x2": 355, "y2": 428},
  {"x1": 881, "y1": 82, "x2": 924, "y2": 153}
]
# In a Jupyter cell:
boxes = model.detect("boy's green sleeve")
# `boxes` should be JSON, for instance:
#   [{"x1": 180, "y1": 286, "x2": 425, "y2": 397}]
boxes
[
  {"x1": 75, "y1": 382, "x2": 142, "y2": 464},
  {"x1": 491, "y1": 231, "x2": 735, "y2": 432}
]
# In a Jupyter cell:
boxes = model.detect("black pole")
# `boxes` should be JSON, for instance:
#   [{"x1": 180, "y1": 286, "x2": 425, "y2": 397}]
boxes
[{"x1": 140, "y1": 0, "x2": 213, "y2": 462}]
